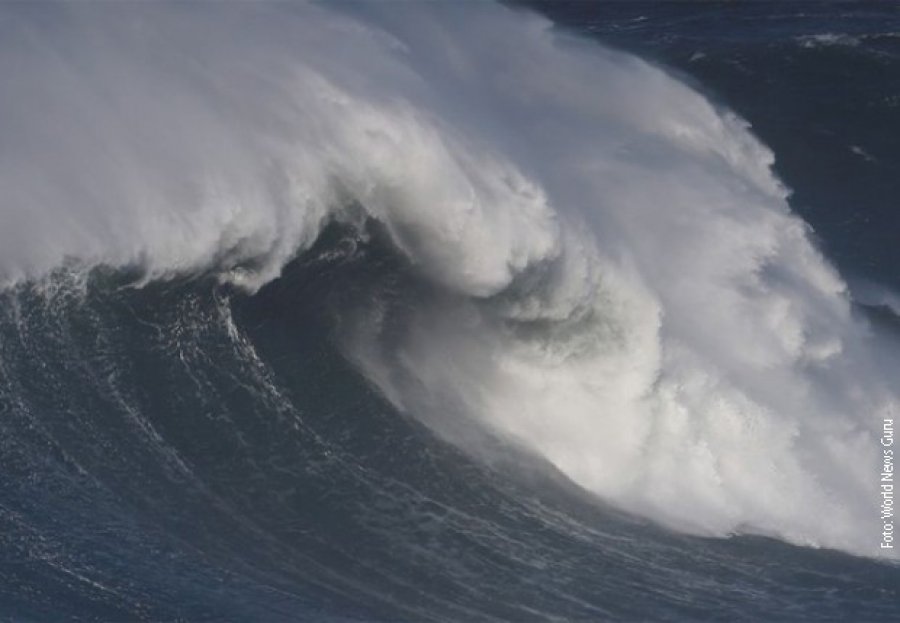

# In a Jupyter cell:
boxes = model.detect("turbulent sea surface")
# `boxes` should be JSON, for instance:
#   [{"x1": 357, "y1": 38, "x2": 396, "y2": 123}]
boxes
[{"x1": 1, "y1": 2, "x2": 899, "y2": 621}]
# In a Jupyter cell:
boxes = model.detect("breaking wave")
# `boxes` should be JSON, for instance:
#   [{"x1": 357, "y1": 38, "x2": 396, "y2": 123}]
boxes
[{"x1": 2, "y1": 0, "x2": 898, "y2": 562}]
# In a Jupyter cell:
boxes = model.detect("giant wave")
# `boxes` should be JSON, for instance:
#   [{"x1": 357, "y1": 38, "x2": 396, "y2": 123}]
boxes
[{"x1": 1, "y1": 0, "x2": 898, "y2": 568}]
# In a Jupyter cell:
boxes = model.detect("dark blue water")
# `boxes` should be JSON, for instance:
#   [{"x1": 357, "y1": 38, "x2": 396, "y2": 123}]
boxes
[{"x1": 1, "y1": 3, "x2": 899, "y2": 622}]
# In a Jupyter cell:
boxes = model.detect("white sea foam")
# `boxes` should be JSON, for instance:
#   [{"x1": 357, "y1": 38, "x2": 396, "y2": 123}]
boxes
[
  {"x1": 797, "y1": 33, "x2": 861, "y2": 48},
  {"x1": 1, "y1": 2, "x2": 897, "y2": 558}
]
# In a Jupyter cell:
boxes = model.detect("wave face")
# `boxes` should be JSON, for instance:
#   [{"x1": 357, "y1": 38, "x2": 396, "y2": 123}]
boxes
[{"x1": 1, "y1": 2, "x2": 899, "y2": 620}]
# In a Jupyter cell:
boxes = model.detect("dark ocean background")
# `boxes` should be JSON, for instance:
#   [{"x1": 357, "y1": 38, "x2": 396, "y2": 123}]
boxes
[{"x1": 1, "y1": 2, "x2": 899, "y2": 622}]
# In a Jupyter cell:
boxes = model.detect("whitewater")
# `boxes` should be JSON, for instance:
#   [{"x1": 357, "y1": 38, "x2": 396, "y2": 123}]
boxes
[{"x1": 1, "y1": 0, "x2": 897, "y2": 567}]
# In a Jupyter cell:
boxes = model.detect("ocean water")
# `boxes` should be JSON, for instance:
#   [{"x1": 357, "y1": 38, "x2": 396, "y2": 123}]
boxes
[{"x1": 0, "y1": 2, "x2": 898, "y2": 622}]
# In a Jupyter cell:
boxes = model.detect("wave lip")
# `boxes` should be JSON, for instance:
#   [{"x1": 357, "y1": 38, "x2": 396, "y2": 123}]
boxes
[{"x1": 1, "y1": 1, "x2": 898, "y2": 560}]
